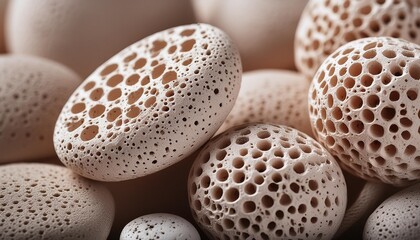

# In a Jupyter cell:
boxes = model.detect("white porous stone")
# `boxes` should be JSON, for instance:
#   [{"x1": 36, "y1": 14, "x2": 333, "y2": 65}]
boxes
[
  {"x1": 308, "y1": 37, "x2": 420, "y2": 186},
  {"x1": 188, "y1": 123, "x2": 347, "y2": 240},
  {"x1": 363, "y1": 182, "x2": 420, "y2": 240},
  {"x1": 6, "y1": 0, "x2": 194, "y2": 77},
  {"x1": 0, "y1": 163, "x2": 115, "y2": 240},
  {"x1": 54, "y1": 23, "x2": 242, "y2": 181},
  {"x1": 120, "y1": 213, "x2": 200, "y2": 240},
  {"x1": 218, "y1": 70, "x2": 312, "y2": 136},
  {"x1": 295, "y1": 0, "x2": 420, "y2": 79},
  {"x1": 192, "y1": 0, "x2": 308, "y2": 71},
  {"x1": 0, "y1": 55, "x2": 81, "y2": 163}
]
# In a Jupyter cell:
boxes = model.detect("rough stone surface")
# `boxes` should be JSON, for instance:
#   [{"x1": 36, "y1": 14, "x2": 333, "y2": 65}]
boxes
[
  {"x1": 364, "y1": 182, "x2": 420, "y2": 240},
  {"x1": 189, "y1": 123, "x2": 347, "y2": 240},
  {"x1": 120, "y1": 213, "x2": 200, "y2": 240},
  {"x1": 295, "y1": 0, "x2": 420, "y2": 79},
  {"x1": 0, "y1": 55, "x2": 81, "y2": 163},
  {"x1": 309, "y1": 37, "x2": 420, "y2": 186},
  {"x1": 0, "y1": 163, "x2": 115, "y2": 240},
  {"x1": 54, "y1": 23, "x2": 242, "y2": 181}
]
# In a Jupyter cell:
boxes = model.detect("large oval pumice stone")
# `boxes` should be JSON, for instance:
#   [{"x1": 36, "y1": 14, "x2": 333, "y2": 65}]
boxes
[
  {"x1": 54, "y1": 23, "x2": 242, "y2": 181},
  {"x1": 0, "y1": 163, "x2": 115, "y2": 240}
]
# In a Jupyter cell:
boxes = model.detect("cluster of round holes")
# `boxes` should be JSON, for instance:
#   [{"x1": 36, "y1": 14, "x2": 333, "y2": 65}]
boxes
[
  {"x1": 295, "y1": 0, "x2": 420, "y2": 79},
  {"x1": 309, "y1": 37, "x2": 420, "y2": 186},
  {"x1": 188, "y1": 123, "x2": 347, "y2": 240},
  {"x1": 0, "y1": 164, "x2": 114, "y2": 239},
  {"x1": 53, "y1": 24, "x2": 242, "y2": 181}
]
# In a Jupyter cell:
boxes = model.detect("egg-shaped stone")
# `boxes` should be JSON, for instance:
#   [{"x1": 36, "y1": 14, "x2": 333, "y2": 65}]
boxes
[
  {"x1": 0, "y1": 163, "x2": 115, "y2": 239},
  {"x1": 295, "y1": 0, "x2": 420, "y2": 79},
  {"x1": 120, "y1": 213, "x2": 200, "y2": 240},
  {"x1": 218, "y1": 70, "x2": 312, "y2": 136},
  {"x1": 0, "y1": 55, "x2": 81, "y2": 163},
  {"x1": 188, "y1": 123, "x2": 347, "y2": 240},
  {"x1": 192, "y1": 0, "x2": 308, "y2": 71},
  {"x1": 309, "y1": 37, "x2": 420, "y2": 186},
  {"x1": 54, "y1": 23, "x2": 242, "y2": 181},
  {"x1": 6, "y1": 0, "x2": 195, "y2": 77},
  {"x1": 364, "y1": 182, "x2": 420, "y2": 240}
]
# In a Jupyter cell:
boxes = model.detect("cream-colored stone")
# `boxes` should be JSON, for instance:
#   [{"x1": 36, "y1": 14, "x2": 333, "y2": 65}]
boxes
[
  {"x1": 309, "y1": 37, "x2": 420, "y2": 186},
  {"x1": 295, "y1": 0, "x2": 420, "y2": 79},
  {"x1": 0, "y1": 163, "x2": 115, "y2": 239},
  {"x1": 120, "y1": 213, "x2": 200, "y2": 240},
  {"x1": 364, "y1": 182, "x2": 420, "y2": 240},
  {"x1": 218, "y1": 70, "x2": 312, "y2": 136},
  {"x1": 0, "y1": 55, "x2": 81, "y2": 163},
  {"x1": 6, "y1": 0, "x2": 195, "y2": 77},
  {"x1": 189, "y1": 123, "x2": 347, "y2": 240},
  {"x1": 54, "y1": 24, "x2": 242, "y2": 181},
  {"x1": 192, "y1": 0, "x2": 308, "y2": 71}
]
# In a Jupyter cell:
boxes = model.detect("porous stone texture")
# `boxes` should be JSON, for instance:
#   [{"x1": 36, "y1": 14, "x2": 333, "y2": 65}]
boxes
[
  {"x1": 54, "y1": 23, "x2": 242, "y2": 181},
  {"x1": 218, "y1": 70, "x2": 312, "y2": 136},
  {"x1": 120, "y1": 213, "x2": 200, "y2": 240},
  {"x1": 0, "y1": 163, "x2": 115, "y2": 240},
  {"x1": 192, "y1": 0, "x2": 308, "y2": 71},
  {"x1": 308, "y1": 37, "x2": 420, "y2": 186},
  {"x1": 295, "y1": 0, "x2": 420, "y2": 79},
  {"x1": 0, "y1": 55, "x2": 81, "y2": 163},
  {"x1": 363, "y1": 182, "x2": 420, "y2": 240},
  {"x1": 188, "y1": 123, "x2": 347, "y2": 240},
  {"x1": 6, "y1": 0, "x2": 195, "y2": 77}
]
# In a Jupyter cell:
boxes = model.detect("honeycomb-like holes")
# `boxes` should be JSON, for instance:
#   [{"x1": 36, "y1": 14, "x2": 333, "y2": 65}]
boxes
[
  {"x1": 54, "y1": 24, "x2": 244, "y2": 183},
  {"x1": 309, "y1": 37, "x2": 420, "y2": 185},
  {"x1": 188, "y1": 124, "x2": 347, "y2": 239},
  {"x1": 295, "y1": 0, "x2": 420, "y2": 82}
]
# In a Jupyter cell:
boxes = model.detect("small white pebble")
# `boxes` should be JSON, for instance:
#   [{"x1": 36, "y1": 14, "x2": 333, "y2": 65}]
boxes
[{"x1": 120, "y1": 213, "x2": 200, "y2": 240}]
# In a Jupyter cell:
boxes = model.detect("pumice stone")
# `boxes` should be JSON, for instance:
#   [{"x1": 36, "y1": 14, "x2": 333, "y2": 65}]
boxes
[
  {"x1": 188, "y1": 123, "x2": 347, "y2": 240},
  {"x1": 218, "y1": 70, "x2": 312, "y2": 136},
  {"x1": 295, "y1": 0, "x2": 420, "y2": 79},
  {"x1": 0, "y1": 163, "x2": 115, "y2": 240},
  {"x1": 120, "y1": 213, "x2": 200, "y2": 240},
  {"x1": 0, "y1": 55, "x2": 81, "y2": 163},
  {"x1": 309, "y1": 37, "x2": 420, "y2": 186},
  {"x1": 364, "y1": 182, "x2": 420, "y2": 240},
  {"x1": 54, "y1": 23, "x2": 242, "y2": 181}
]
